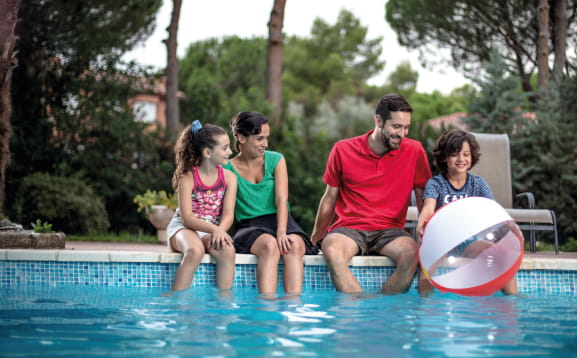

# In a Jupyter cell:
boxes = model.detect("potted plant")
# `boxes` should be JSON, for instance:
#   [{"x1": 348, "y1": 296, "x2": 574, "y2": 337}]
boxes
[{"x1": 133, "y1": 190, "x2": 178, "y2": 244}]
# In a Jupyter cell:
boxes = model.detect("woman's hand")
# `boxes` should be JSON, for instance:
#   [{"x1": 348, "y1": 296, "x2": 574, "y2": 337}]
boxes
[{"x1": 276, "y1": 231, "x2": 293, "y2": 255}]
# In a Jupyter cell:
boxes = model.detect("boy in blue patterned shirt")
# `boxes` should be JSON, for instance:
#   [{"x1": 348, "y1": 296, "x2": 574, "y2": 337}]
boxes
[{"x1": 417, "y1": 129, "x2": 519, "y2": 295}]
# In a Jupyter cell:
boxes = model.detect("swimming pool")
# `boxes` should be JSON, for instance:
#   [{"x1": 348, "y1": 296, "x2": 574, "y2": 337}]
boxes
[
  {"x1": 1, "y1": 249, "x2": 577, "y2": 357},
  {"x1": 1, "y1": 285, "x2": 577, "y2": 357}
]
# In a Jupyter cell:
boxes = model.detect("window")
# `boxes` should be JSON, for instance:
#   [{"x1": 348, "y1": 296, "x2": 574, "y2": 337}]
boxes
[{"x1": 133, "y1": 101, "x2": 157, "y2": 123}]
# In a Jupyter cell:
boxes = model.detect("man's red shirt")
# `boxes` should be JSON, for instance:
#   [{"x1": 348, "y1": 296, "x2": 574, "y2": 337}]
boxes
[{"x1": 323, "y1": 130, "x2": 432, "y2": 231}]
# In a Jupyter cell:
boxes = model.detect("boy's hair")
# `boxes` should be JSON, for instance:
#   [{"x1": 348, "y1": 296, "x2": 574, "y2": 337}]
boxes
[
  {"x1": 230, "y1": 111, "x2": 268, "y2": 152},
  {"x1": 432, "y1": 128, "x2": 481, "y2": 174},
  {"x1": 375, "y1": 93, "x2": 413, "y2": 124},
  {"x1": 172, "y1": 124, "x2": 227, "y2": 189}
]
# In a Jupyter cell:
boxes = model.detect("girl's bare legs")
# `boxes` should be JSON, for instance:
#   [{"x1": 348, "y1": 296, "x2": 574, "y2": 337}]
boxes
[
  {"x1": 282, "y1": 234, "x2": 306, "y2": 294},
  {"x1": 171, "y1": 229, "x2": 206, "y2": 291},
  {"x1": 204, "y1": 237, "x2": 236, "y2": 290},
  {"x1": 250, "y1": 234, "x2": 280, "y2": 294}
]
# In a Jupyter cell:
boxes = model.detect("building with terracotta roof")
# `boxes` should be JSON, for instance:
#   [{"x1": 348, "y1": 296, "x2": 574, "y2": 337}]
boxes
[
  {"x1": 130, "y1": 76, "x2": 186, "y2": 132},
  {"x1": 427, "y1": 112, "x2": 469, "y2": 130},
  {"x1": 427, "y1": 111, "x2": 536, "y2": 133}
]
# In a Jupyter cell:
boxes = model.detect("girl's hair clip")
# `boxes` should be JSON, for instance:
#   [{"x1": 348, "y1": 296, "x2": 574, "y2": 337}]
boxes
[{"x1": 191, "y1": 120, "x2": 203, "y2": 134}]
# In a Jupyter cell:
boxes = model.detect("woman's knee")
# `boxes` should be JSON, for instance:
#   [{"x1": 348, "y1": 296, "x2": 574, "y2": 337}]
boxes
[
  {"x1": 286, "y1": 235, "x2": 305, "y2": 256},
  {"x1": 252, "y1": 234, "x2": 280, "y2": 257}
]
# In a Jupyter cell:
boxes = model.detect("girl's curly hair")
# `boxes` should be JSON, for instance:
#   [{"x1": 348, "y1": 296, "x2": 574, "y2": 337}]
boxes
[{"x1": 171, "y1": 124, "x2": 227, "y2": 189}]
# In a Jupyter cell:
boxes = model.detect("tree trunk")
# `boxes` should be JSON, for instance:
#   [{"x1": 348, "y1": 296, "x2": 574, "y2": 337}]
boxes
[
  {"x1": 551, "y1": 0, "x2": 568, "y2": 82},
  {"x1": 0, "y1": 0, "x2": 21, "y2": 216},
  {"x1": 537, "y1": 0, "x2": 550, "y2": 90},
  {"x1": 266, "y1": 0, "x2": 286, "y2": 127},
  {"x1": 164, "y1": 0, "x2": 182, "y2": 136}
]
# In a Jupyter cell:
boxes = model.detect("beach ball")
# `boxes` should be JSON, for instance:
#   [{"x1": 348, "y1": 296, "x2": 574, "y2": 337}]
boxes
[{"x1": 419, "y1": 197, "x2": 524, "y2": 296}]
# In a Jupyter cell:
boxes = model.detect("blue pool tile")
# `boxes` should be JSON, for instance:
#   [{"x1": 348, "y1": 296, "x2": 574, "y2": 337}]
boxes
[{"x1": 0, "y1": 259, "x2": 576, "y2": 294}]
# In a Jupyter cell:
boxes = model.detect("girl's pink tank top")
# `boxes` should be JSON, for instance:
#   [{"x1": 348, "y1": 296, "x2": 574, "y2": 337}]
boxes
[{"x1": 190, "y1": 166, "x2": 226, "y2": 225}]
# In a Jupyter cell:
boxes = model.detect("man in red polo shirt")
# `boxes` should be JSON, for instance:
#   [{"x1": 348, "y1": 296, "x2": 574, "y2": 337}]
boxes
[{"x1": 311, "y1": 93, "x2": 431, "y2": 294}]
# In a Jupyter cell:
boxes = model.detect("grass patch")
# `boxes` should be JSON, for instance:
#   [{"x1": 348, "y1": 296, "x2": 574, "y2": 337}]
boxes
[
  {"x1": 524, "y1": 238, "x2": 577, "y2": 253},
  {"x1": 67, "y1": 232, "x2": 158, "y2": 244}
]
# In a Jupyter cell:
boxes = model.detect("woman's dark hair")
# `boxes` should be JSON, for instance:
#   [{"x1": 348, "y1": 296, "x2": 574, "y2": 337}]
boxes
[
  {"x1": 172, "y1": 124, "x2": 227, "y2": 189},
  {"x1": 230, "y1": 111, "x2": 269, "y2": 151},
  {"x1": 432, "y1": 128, "x2": 481, "y2": 174}
]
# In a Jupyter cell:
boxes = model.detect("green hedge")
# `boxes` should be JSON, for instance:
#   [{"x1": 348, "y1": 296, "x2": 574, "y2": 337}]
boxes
[{"x1": 13, "y1": 172, "x2": 110, "y2": 234}]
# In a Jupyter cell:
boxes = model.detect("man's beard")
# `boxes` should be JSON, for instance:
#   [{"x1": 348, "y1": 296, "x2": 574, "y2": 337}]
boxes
[{"x1": 381, "y1": 130, "x2": 402, "y2": 151}]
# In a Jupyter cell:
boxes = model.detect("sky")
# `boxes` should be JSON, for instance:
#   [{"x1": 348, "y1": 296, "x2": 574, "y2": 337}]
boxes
[{"x1": 123, "y1": 0, "x2": 470, "y2": 94}]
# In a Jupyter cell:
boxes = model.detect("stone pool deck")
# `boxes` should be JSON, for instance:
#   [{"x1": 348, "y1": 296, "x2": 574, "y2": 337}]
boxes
[
  {"x1": 1, "y1": 240, "x2": 575, "y2": 270},
  {"x1": 66, "y1": 241, "x2": 577, "y2": 259},
  {"x1": 55, "y1": 241, "x2": 577, "y2": 271}
]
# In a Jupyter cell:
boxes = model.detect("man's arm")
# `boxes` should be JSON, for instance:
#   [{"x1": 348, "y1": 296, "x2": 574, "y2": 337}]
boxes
[
  {"x1": 414, "y1": 187, "x2": 425, "y2": 213},
  {"x1": 310, "y1": 185, "x2": 339, "y2": 246}
]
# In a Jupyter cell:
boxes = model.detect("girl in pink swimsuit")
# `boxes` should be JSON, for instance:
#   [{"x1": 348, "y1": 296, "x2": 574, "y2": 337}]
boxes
[{"x1": 166, "y1": 121, "x2": 238, "y2": 291}]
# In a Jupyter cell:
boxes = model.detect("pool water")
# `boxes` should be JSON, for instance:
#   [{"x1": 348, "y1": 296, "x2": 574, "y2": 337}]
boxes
[{"x1": 1, "y1": 287, "x2": 576, "y2": 357}]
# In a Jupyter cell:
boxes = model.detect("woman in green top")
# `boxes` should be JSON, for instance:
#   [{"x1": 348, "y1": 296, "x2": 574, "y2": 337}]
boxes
[{"x1": 224, "y1": 111, "x2": 318, "y2": 295}]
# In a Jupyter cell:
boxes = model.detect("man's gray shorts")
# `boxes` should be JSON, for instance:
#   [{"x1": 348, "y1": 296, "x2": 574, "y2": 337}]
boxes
[{"x1": 326, "y1": 227, "x2": 413, "y2": 255}]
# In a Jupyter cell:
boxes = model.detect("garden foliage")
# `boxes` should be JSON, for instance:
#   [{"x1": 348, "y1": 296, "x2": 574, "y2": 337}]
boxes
[
  {"x1": 13, "y1": 173, "x2": 110, "y2": 234},
  {"x1": 463, "y1": 53, "x2": 577, "y2": 241}
]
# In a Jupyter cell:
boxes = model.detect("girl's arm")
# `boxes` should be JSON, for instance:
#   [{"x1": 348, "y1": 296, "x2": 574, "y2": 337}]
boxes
[
  {"x1": 273, "y1": 156, "x2": 291, "y2": 254},
  {"x1": 416, "y1": 198, "x2": 437, "y2": 241},
  {"x1": 219, "y1": 169, "x2": 237, "y2": 232},
  {"x1": 206, "y1": 170, "x2": 237, "y2": 251}
]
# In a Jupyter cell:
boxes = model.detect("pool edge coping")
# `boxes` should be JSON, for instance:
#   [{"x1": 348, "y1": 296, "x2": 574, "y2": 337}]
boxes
[{"x1": 1, "y1": 249, "x2": 576, "y2": 271}]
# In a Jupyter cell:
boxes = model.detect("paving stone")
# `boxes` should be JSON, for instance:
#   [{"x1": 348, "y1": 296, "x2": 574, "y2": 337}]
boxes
[{"x1": 0, "y1": 231, "x2": 66, "y2": 249}]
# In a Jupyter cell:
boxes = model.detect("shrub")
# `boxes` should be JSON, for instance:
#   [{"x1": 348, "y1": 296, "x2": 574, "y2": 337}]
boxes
[
  {"x1": 561, "y1": 237, "x2": 577, "y2": 253},
  {"x1": 13, "y1": 172, "x2": 110, "y2": 234}
]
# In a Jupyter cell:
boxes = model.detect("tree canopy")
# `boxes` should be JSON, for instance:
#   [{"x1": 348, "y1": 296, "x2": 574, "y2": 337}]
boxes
[
  {"x1": 6, "y1": 4, "x2": 480, "y2": 236},
  {"x1": 462, "y1": 53, "x2": 577, "y2": 240},
  {"x1": 283, "y1": 9, "x2": 384, "y2": 113},
  {"x1": 8, "y1": 0, "x2": 165, "y2": 232},
  {"x1": 386, "y1": 0, "x2": 577, "y2": 93}
]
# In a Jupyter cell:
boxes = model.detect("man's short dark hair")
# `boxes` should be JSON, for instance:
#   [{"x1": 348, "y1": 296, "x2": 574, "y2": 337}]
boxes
[{"x1": 375, "y1": 93, "x2": 413, "y2": 123}]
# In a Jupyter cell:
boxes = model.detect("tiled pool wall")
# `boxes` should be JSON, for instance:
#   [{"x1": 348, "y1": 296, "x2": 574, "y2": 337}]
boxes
[{"x1": 1, "y1": 251, "x2": 576, "y2": 294}]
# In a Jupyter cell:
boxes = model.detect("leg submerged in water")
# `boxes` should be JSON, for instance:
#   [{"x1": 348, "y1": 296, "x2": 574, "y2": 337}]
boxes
[
  {"x1": 322, "y1": 233, "x2": 362, "y2": 293},
  {"x1": 379, "y1": 235, "x2": 418, "y2": 294}
]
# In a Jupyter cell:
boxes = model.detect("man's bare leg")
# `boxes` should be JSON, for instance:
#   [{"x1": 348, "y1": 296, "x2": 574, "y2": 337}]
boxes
[
  {"x1": 322, "y1": 233, "x2": 362, "y2": 293},
  {"x1": 379, "y1": 235, "x2": 418, "y2": 294}
]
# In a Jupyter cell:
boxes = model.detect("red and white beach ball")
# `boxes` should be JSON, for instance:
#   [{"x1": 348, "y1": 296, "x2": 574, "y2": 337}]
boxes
[{"x1": 419, "y1": 197, "x2": 524, "y2": 296}]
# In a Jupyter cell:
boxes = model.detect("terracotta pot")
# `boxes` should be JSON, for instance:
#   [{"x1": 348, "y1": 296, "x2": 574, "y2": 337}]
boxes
[{"x1": 148, "y1": 205, "x2": 174, "y2": 244}]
